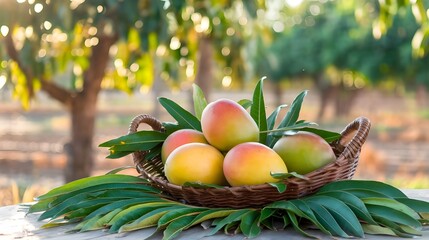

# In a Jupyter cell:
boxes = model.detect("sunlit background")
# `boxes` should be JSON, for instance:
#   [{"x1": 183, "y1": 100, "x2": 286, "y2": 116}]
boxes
[{"x1": 1, "y1": 0, "x2": 429, "y2": 205}]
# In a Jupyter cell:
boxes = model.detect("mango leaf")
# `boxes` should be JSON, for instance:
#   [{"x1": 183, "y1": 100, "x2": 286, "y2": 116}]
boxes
[
  {"x1": 270, "y1": 172, "x2": 309, "y2": 181},
  {"x1": 263, "y1": 121, "x2": 318, "y2": 135},
  {"x1": 158, "y1": 97, "x2": 202, "y2": 131},
  {"x1": 362, "y1": 224, "x2": 397, "y2": 236},
  {"x1": 162, "y1": 122, "x2": 183, "y2": 135},
  {"x1": 192, "y1": 84, "x2": 207, "y2": 120},
  {"x1": 277, "y1": 90, "x2": 308, "y2": 128},
  {"x1": 108, "y1": 202, "x2": 176, "y2": 233},
  {"x1": 99, "y1": 130, "x2": 167, "y2": 147},
  {"x1": 307, "y1": 195, "x2": 364, "y2": 237},
  {"x1": 250, "y1": 78, "x2": 268, "y2": 144},
  {"x1": 118, "y1": 206, "x2": 181, "y2": 233},
  {"x1": 239, "y1": 210, "x2": 261, "y2": 238},
  {"x1": 362, "y1": 197, "x2": 421, "y2": 220},
  {"x1": 294, "y1": 127, "x2": 341, "y2": 143},
  {"x1": 306, "y1": 201, "x2": 350, "y2": 238},
  {"x1": 373, "y1": 216, "x2": 421, "y2": 237},
  {"x1": 187, "y1": 209, "x2": 236, "y2": 227},
  {"x1": 157, "y1": 207, "x2": 206, "y2": 229},
  {"x1": 394, "y1": 197, "x2": 429, "y2": 214},
  {"x1": 316, "y1": 190, "x2": 377, "y2": 225},
  {"x1": 105, "y1": 166, "x2": 135, "y2": 175},
  {"x1": 290, "y1": 200, "x2": 331, "y2": 235},
  {"x1": 238, "y1": 99, "x2": 252, "y2": 109},
  {"x1": 266, "y1": 104, "x2": 287, "y2": 147},
  {"x1": 36, "y1": 175, "x2": 147, "y2": 201},
  {"x1": 268, "y1": 182, "x2": 287, "y2": 193},
  {"x1": 365, "y1": 205, "x2": 422, "y2": 229},
  {"x1": 287, "y1": 211, "x2": 318, "y2": 239},
  {"x1": 163, "y1": 215, "x2": 196, "y2": 240},
  {"x1": 208, "y1": 209, "x2": 251, "y2": 236},
  {"x1": 318, "y1": 180, "x2": 408, "y2": 198},
  {"x1": 106, "y1": 151, "x2": 134, "y2": 159}
]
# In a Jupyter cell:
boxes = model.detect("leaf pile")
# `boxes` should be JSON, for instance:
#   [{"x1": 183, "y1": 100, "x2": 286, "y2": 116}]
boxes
[{"x1": 27, "y1": 173, "x2": 429, "y2": 239}]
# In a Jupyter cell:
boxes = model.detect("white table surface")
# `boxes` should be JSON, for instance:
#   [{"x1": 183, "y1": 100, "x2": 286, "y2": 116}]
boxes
[{"x1": 0, "y1": 189, "x2": 428, "y2": 240}]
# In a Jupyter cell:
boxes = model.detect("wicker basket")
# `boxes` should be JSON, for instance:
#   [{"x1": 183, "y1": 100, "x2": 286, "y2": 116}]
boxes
[{"x1": 129, "y1": 115, "x2": 371, "y2": 208}]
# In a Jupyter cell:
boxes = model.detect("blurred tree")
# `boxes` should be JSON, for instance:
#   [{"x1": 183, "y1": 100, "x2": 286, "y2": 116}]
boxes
[
  {"x1": 0, "y1": 0, "x2": 265, "y2": 182},
  {"x1": 0, "y1": 1, "x2": 169, "y2": 182}
]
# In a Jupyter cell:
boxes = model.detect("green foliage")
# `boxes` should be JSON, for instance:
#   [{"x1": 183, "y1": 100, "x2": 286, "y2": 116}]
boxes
[{"x1": 26, "y1": 174, "x2": 429, "y2": 239}]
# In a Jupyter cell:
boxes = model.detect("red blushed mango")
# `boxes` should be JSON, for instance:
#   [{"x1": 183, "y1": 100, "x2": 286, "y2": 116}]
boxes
[
  {"x1": 273, "y1": 132, "x2": 336, "y2": 175},
  {"x1": 201, "y1": 99, "x2": 259, "y2": 151},
  {"x1": 223, "y1": 142, "x2": 288, "y2": 187},
  {"x1": 164, "y1": 143, "x2": 227, "y2": 186},
  {"x1": 161, "y1": 129, "x2": 207, "y2": 164}
]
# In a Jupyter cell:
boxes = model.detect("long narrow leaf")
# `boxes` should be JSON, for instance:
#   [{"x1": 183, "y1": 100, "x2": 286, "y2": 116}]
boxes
[
  {"x1": 99, "y1": 131, "x2": 166, "y2": 148},
  {"x1": 250, "y1": 78, "x2": 268, "y2": 144},
  {"x1": 239, "y1": 210, "x2": 261, "y2": 238},
  {"x1": 266, "y1": 104, "x2": 287, "y2": 147},
  {"x1": 362, "y1": 197, "x2": 420, "y2": 219},
  {"x1": 318, "y1": 180, "x2": 408, "y2": 198},
  {"x1": 278, "y1": 90, "x2": 308, "y2": 128},
  {"x1": 192, "y1": 84, "x2": 208, "y2": 120},
  {"x1": 36, "y1": 175, "x2": 147, "y2": 201},
  {"x1": 366, "y1": 205, "x2": 422, "y2": 229},
  {"x1": 307, "y1": 201, "x2": 350, "y2": 238},
  {"x1": 163, "y1": 215, "x2": 196, "y2": 240},
  {"x1": 158, "y1": 97, "x2": 201, "y2": 131}
]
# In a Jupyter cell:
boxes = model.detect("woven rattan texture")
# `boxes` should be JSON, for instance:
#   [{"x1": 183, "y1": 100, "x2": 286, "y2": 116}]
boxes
[{"x1": 129, "y1": 114, "x2": 371, "y2": 208}]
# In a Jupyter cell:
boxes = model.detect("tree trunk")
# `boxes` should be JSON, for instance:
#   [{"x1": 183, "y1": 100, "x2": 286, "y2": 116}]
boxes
[
  {"x1": 64, "y1": 34, "x2": 117, "y2": 182},
  {"x1": 195, "y1": 35, "x2": 214, "y2": 101}
]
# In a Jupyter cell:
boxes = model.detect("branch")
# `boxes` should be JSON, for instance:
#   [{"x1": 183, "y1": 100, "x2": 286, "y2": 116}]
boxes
[
  {"x1": 4, "y1": 32, "x2": 34, "y2": 98},
  {"x1": 5, "y1": 32, "x2": 73, "y2": 107},
  {"x1": 40, "y1": 77, "x2": 73, "y2": 107}
]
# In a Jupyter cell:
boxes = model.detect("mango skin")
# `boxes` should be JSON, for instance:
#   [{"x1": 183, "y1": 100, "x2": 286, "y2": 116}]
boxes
[
  {"x1": 161, "y1": 129, "x2": 207, "y2": 164},
  {"x1": 164, "y1": 143, "x2": 227, "y2": 186},
  {"x1": 201, "y1": 98, "x2": 259, "y2": 151},
  {"x1": 223, "y1": 142, "x2": 288, "y2": 187},
  {"x1": 273, "y1": 132, "x2": 336, "y2": 175}
]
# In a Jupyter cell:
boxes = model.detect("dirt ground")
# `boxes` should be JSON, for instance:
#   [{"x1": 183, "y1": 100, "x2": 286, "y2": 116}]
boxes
[{"x1": 1, "y1": 88, "x2": 429, "y2": 206}]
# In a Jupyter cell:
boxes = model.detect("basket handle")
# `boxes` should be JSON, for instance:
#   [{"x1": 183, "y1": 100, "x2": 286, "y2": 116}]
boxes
[
  {"x1": 127, "y1": 114, "x2": 164, "y2": 168},
  {"x1": 335, "y1": 116, "x2": 371, "y2": 166}
]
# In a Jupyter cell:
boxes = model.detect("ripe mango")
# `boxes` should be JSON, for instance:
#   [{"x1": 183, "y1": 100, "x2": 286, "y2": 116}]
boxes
[
  {"x1": 223, "y1": 142, "x2": 288, "y2": 186},
  {"x1": 164, "y1": 143, "x2": 227, "y2": 186},
  {"x1": 273, "y1": 132, "x2": 336, "y2": 175},
  {"x1": 161, "y1": 129, "x2": 207, "y2": 164},
  {"x1": 201, "y1": 99, "x2": 259, "y2": 151}
]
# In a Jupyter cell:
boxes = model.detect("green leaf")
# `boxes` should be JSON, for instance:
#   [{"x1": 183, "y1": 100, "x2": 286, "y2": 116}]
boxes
[
  {"x1": 373, "y1": 216, "x2": 421, "y2": 237},
  {"x1": 287, "y1": 211, "x2": 318, "y2": 239},
  {"x1": 366, "y1": 205, "x2": 422, "y2": 230},
  {"x1": 109, "y1": 142, "x2": 162, "y2": 152},
  {"x1": 263, "y1": 121, "x2": 318, "y2": 135},
  {"x1": 306, "y1": 201, "x2": 350, "y2": 238},
  {"x1": 108, "y1": 202, "x2": 176, "y2": 233},
  {"x1": 362, "y1": 224, "x2": 396, "y2": 236},
  {"x1": 162, "y1": 215, "x2": 196, "y2": 240},
  {"x1": 99, "y1": 130, "x2": 167, "y2": 148},
  {"x1": 239, "y1": 210, "x2": 261, "y2": 238},
  {"x1": 250, "y1": 78, "x2": 268, "y2": 144},
  {"x1": 259, "y1": 208, "x2": 276, "y2": 223},
  {"x1": 268, "y1": 182, "x2": 287, "y2": 193},
  {"x1": 316, "y1": 190, "x2": 377, "y2": 225},
  {"x1": 395, "y1": 197, "x2": 429, "y2": 214},
  {"x1": 208, "y1": 209, "x2": 251, "y2": 236},
  {"x1": 157, "y1": 207, "x2": 205, "y2": 228},
  {"x1": 162, "y1": 122, "x2": 183, "y2": 135},
  {"x1": 106, "y1": 151, "x2": 134, "y2": 159},
  {"x1": 297, "y1": 127, "x2": 341, "y2": 143},
  {"x1": 238, "y1": 99, "x2": 252, "y2": 109},
  {"x1": 318, "y1": 180, "x2": 408, "y2": 198},
  {"x1": 270, "y1": 171, "x2": 309, "y2": 180},
  {"x1": 119, "y1": 206, "x2": 181, "y2": 233},
  {"x1": 362, "y1": 197, "x2": 420, "y2": 219},
  {"x1": 278, "y1": 90, "x2": 308, "y2": 128},
  {"x1": 307, "y1": 195, "x2": 364, "y2": 237},
  {"x1": 36, "y1": 174, "x2": 147, "y2": 201},
  {"x1": 192, "y1": 84, "x2": 207, "y2": 120},
  {"x1": 291, "y1": 199, "x2": 332, "y2": 235},
  {"x1": 158, "y1": 97, "x2": 202, "y2": 131},
  {"x1": 28, "y1": 198, "x2": 52, "y2": 213},
  {"x1": 343, "y1": 188, "x2": 392, "y2": 199},
  {"x1": 266, "y1": 104, "x2": 287, "y2": 147},
  {"x1": 187, "y1": 209, "x2": 236, "y2": 227},
  {"x1": 105, "y1": 166, "x2": 135, "y2": 175}
]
